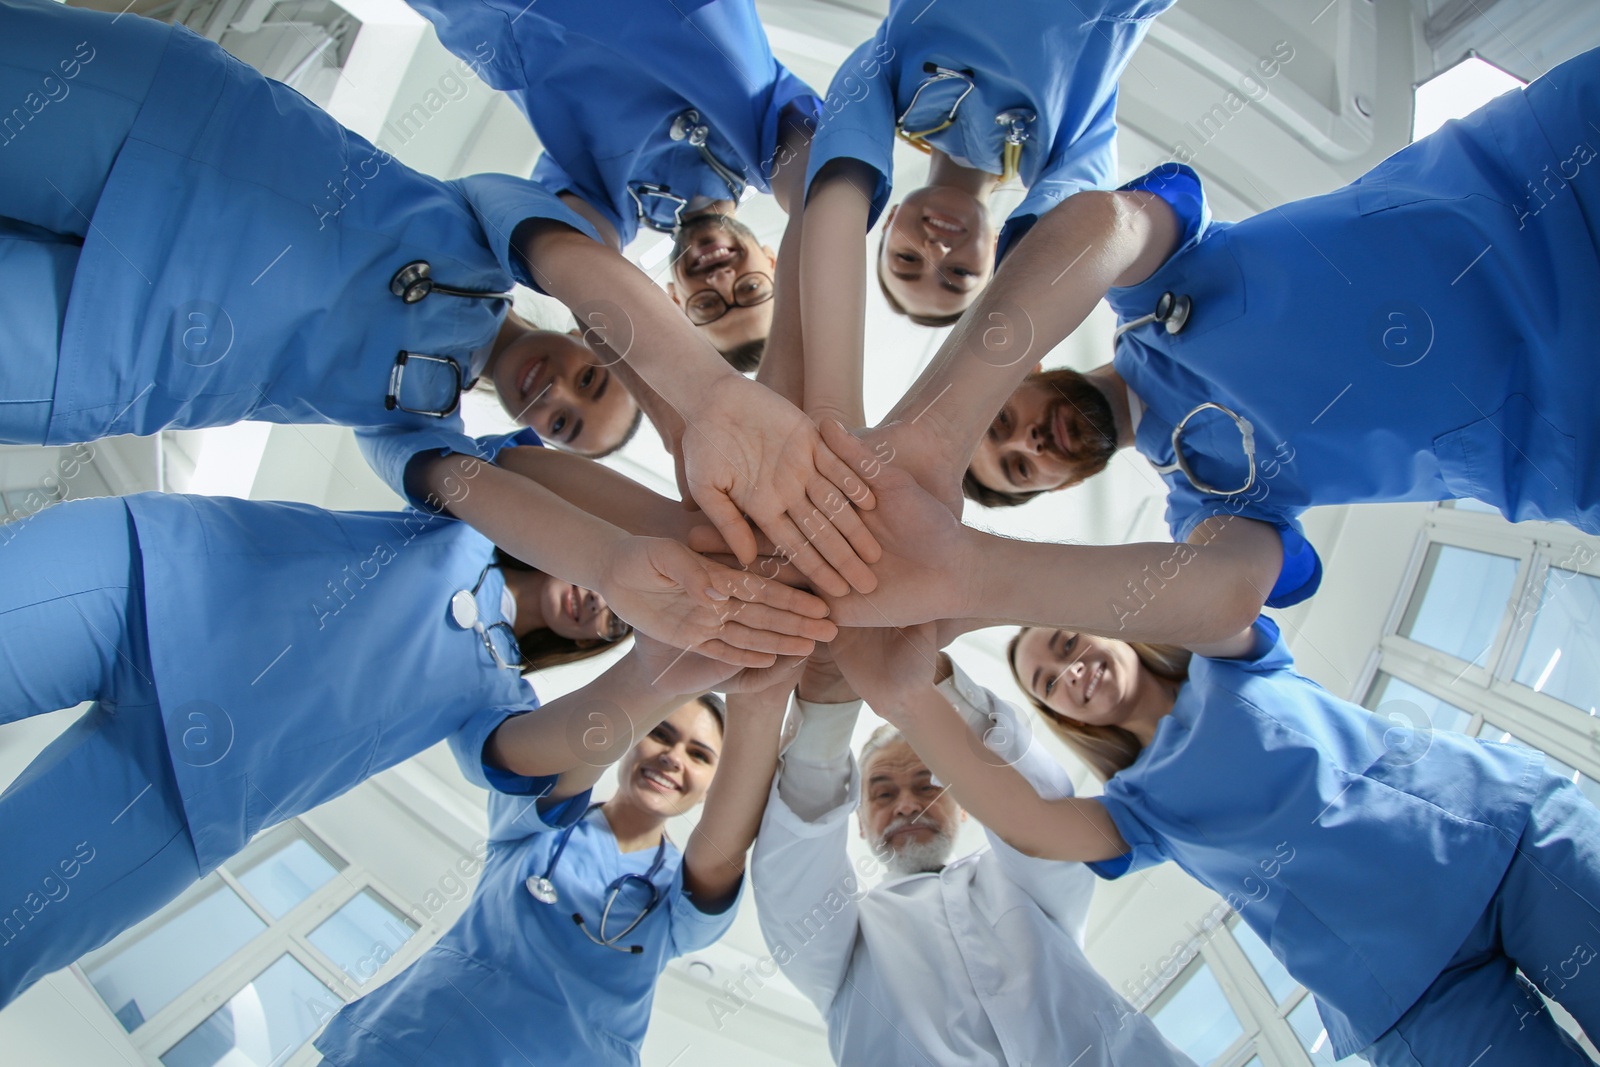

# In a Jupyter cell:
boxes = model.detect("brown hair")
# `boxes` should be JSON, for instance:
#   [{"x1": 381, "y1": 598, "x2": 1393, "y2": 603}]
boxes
[
  {"x1": 962, "y1": 467, "x2": 1043, "y2": 509},
  {"x1": 876, "y1": 230, "x2": 966, "y2": 328},
  {"x1": 493, "y1": 549, "x2": 633, "y2": 673},
  {"x1": 1005, "y1": 629, "x2": 1190, "y2": 781}
]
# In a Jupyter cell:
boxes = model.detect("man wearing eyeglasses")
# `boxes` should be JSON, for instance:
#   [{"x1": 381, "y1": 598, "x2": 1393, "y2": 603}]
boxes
[{"x1": 406, "y1": 0, "x2": 816, "y2": 373}]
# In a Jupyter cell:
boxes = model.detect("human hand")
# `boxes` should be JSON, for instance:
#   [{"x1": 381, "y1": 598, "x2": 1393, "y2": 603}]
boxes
[
  {"x1": 797, "y1": 640, "x2": 856, "y2": 705},
  {"x1": 629, "y1": 631, "x2": 805, "y2": 697},
  {"x1": 852, "y1": 419, "x2": 964, "y2": 518},
  {"x1": 828, "y1": 624, "x2": 941, "y2": 718},
  {"x1": 601, "y1": 537, "x2": 837, "y2": 666},
  {"x1": 679, "y1": 376, "x2": 881, "y2": 598}
]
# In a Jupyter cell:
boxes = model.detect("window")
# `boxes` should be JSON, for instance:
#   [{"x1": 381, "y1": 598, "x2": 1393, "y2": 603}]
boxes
[
  {"x1": 1412, "y1": 55, "x2": 1526, "y2": 141},
  {"x1": 1361, "y1": 674, "x2": 1472, "y2": 735},
  {"x1": 1286, "y1": 996, "x2": 1371, "y2": 1065},
  {"x1": 77, "y1": 821, "x2": 420, "y2": 1065},
  {"x1": 1396, "y1": 544, "x2": 1519, "y2": 665},
  {"x1": 1512, "y1": 568, "x2": 1600, "y2": 715},
  {"x1": 1230, "y1": 921, "x2": 1296, "y2": 1006},
  {"x1": 1149, "y1": 960, "x2": 1246, "y2": 1065}
]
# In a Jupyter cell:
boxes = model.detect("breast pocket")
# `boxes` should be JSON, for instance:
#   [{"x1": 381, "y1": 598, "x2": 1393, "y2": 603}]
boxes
[{"x1": 1432, "y1": 393, "x2": 1577, "y2": 523}]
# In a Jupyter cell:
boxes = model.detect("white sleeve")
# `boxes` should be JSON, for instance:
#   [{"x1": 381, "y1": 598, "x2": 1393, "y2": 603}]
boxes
[
  {"x1": 937, "y1": 661, "x2": 1096, "y2": 945},
  {"x1": 751, "y1": 699, "x2": 866, "y2": 1019}
]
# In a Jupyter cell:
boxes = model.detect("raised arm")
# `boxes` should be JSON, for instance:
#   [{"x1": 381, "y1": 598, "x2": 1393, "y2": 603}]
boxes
[
  {"x1": 832, "y1": 625, "x2": 1126, "y2": 864},
  {"x1": 491, "y1": 445, "x2": 696, "y2": 541},
  {"x1": 874, "y1": 189, "x2": 1180, "y2": 503},
  {"x1": 414, "y1": 452, "x2": 836, "y2": 664},
  {"x1": 513, "y1": 220, "x2": 881, "y2": 597},
  {"x1": 798, "y1": 159, "x2": 876, "y2": 428},
  {"x1": 681, "y1": 670, "x2": 800, "y2": 911}
]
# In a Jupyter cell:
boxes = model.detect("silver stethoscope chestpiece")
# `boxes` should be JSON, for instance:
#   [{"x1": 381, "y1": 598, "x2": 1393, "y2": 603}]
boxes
[
  {"x1": 526, "y1": 875, "x2": 560, "y2": 905},
  {"x1": 1114, "y1": 291, "x2": 1193, "y2": 339},
  {"x1": 449, "y1": 589, "x2": 479, "y2": 629}
]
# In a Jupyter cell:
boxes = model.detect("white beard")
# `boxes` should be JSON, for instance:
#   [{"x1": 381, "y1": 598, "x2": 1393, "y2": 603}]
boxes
[{"x1": 879, "y1": 824, "x2": 957, "y2": 877}]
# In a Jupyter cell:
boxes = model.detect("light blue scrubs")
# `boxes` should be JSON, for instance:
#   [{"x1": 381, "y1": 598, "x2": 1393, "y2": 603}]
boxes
[
  {"x1": 1089, "y1": 617, "x2": 1600, "y2": 1064},
  {"x1": 316, "y1": 799, "x2": 739, "y2": 1064},
  {"x1": 1107, "y1": 45, "x2": 1600, "y2": 607},
  {"x1": 406, "y1": 0, "x2": 821, "y2": 246},
  {"x1": 0, "y1": 0, "x2": 600, "y2": 500},
  {"x1": 802, "y1": 0, "x2": 1174, "y2": 253},
  {"x1": 0, "y1": 478, "x2": 554, "y2": 1006}
]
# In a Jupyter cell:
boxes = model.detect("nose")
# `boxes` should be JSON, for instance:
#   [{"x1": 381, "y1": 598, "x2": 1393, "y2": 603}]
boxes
[
  {"x1": 1021, "y1": 421, "x2": 1046, "y2": 455},
  {"x1": 893, "y1": 794, "x2": 923, "y2": 819}
]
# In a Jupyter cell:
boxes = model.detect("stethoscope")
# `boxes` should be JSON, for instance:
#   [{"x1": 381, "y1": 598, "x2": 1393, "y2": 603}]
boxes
[
  {"x1": 448, "y1": 562, "x2": 523, "y2": 673},
  {"x1": 1114, "y1": 291, "x2": 1258, "y2": 497},
  {"x1": 626, "y1": 109, "x2": 750, "y2": 234},
  {"x1": 384, "y1": 261, "x2": 513, "y2": 418},
  {"x1": 526, "y1": 805, "x2": 668, "y2": 955}
]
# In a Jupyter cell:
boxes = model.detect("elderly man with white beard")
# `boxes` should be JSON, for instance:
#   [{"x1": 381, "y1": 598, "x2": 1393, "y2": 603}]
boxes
[{"x1": 751, "y1": 645, "x2": 1195, "y2": 1067}]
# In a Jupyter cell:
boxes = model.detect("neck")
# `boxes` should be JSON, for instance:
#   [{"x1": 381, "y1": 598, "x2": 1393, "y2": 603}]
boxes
[
  {"x1": 481, "y1": 314, "x2": 531, "y2": 381},
  {"x1": 500, "y1": 567, "x2": 548, "y2": 637},
  {"x1": 1125, "y1": 676, "x2": 1181, "y2": 747},
  {"x1": 600, "y1": 795, "x2": 667, "y2": 854},
  {"x1": 1085, "y1": 364, "x2": 1137, "y2": 449},
  {"x1": 927, "y1": 150, "x2": 1001, "y2": 201}
]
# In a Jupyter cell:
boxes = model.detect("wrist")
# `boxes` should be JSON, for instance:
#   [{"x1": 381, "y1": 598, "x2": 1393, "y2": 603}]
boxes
[{"x1": 797, "y1": 669, "x2": 854, "y2": 705}]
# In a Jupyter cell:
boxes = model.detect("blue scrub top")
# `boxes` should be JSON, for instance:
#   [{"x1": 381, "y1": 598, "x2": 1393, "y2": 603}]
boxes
[
  {"x1": 407, "y1": 0, "x2": 822, "y2": 246},
  {"x1": 123, "y1": 479, "x2": 545, "y2": 874},
  {"x1": 316, "y1": 798, "x2": 740, "y2": 1066},
  {"x1": 1108, "y1": 47, "x2": 1600, "y2": 606},
  {"x1": 802, "y1": 0, "x2": 1173, "y2": 250},
  {"x1": 1088, "y1": 617, "x2": 1543, "y2": 1056},
  {"x1": 40, "y1": 17, "x2": 599, "y2": 499}
]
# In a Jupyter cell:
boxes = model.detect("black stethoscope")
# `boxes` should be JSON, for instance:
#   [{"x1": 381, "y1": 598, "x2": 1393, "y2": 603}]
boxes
[
  {"x1": 526, "y1": 805, "x2": 668, "y2": 955},
  {"x1": 384, "y1": 261, "x2": 513, "y2": 418},
  {"x1": 626, "y1": 109, "x2": 750, "y2": 234},
  {"x1": 1114, "y1": 291, "x2": 1258, "y2": 497}
]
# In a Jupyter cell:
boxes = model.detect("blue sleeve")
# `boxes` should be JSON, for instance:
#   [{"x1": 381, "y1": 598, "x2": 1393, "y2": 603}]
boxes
[
  {"x1": 669, "y1": 865, "x2": 744, "y2": 952},
  {"x1": 1085, "y1": 792, "x2": 1166, "y2": 880},
  {"x1": 448, "y1": 705, "x2": 595, "y2": 842},
  {"x1": 1120, "y1": 162, "x2": 1212, "y2": 257},
  {"x1": 450, "y1": 174, "x2": 603, "y2": 293},
  {"x1": 1200, "y1": 615, "x2": 1295, "y2": 673},
  {"x1": 803, "y1": 35, "x2": 898, "y2": 227},
  {"x1": 996, "y1": 95, "x2": 1121, "y2": 262},
  {"x1": 404, "y1": 0, "x2": 529, "y2": 91},
  {"x1": 355, "y1": 426, "x2": 541, "y2": 513},
  {"x1": 1163, "y1": 486, "x2": 1324, "y2": 609}
]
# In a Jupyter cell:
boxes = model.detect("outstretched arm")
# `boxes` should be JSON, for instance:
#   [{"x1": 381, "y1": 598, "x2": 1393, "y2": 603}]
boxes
[
  {"x1": 832, "y1": 625, "x2": 1127, "y2": 864},
  {"x1": 681, "y1": 667, "x2": 802, "y2": 910},
  {"x1": 491, "y1": 445, "x2": 696, "y2": 541},
  {"x1": 872, "y1": 190, "x2": 1180, "y2": 503},
  {"x1": 515, "y1": 220, "x2": 881, "y2": 597},
  {"x1": 798, "y1": 159, "x2": 876, "y2": 428},
  {"x1": 415, "y1": 452, "x2": 836, "y2": 664}
]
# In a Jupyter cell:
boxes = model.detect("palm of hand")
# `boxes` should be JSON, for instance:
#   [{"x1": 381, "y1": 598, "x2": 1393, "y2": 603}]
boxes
[{"x1": 830, "y1": 624, "x2": 940, "y2": 711}]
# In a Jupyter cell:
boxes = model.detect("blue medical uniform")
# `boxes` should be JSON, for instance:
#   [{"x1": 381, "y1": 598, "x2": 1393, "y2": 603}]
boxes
[
  {"x1": 1089, "y1": 617, "x2": 1600, "y2": 1064},
  {"x1": 802, "y1": 0, "x2": 1174, "y2": 253},
  {"x1": 0, "y1": 478, "x2": 556, "y2": 1006},
  {"x1": 316, "y1": 801, "x2": 739, "y2": 1065},
  {"x1": 0, "y1": 0, "x2": 599, "y2": 500},
  {"x1": 1107, "y1": 45, "x2": 1600, "y2": 607},
  {"x1": 406, "y1": 0, "x2": 821, "y2": 246}
]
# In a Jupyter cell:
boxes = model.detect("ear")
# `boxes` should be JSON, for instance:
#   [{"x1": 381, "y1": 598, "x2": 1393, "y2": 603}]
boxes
[
  {"x1": 957, "y1": 808, "x2": 969, "y2": 824},
  {"x1": 1030, "y1": 361, "x2": 1043, "y2": 376},
  {"x1": 665, "y1": 281, "x2": 682, "y2": 306},
  {"x1": 882, "y1": 203, "x2": 898, "y2": 230},
  {"x1": 761, "y1": 245, "x2": 778, "y2": 269}
]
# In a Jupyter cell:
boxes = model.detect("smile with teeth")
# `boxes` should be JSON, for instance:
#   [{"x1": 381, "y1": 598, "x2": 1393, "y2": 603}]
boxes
[
  {"x1": 518, "y1": 357, "x2": 548, "y2": 406},
  {"x1": 1082, "y1": 661, "x2": 1105, "y2": 705},
  {"x1": 640, "y1": 766, "x2": 679, "y2": 793},
  {"x1": 922, "y1": 213, "x2": 965, "y2": 235},
  {"x1": 691, "y1": 244, "x2": 738, "y2": 271},
  {"x1": 561, "y1": 585, "x2": 580, "y2": 625}
]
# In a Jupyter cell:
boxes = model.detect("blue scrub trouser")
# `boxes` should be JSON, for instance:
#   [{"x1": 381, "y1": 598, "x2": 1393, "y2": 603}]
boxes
[
  {"x1": 1365, "y1": 773, "x2": 1600, "y2": 1065},
  {"x1": 0, "y1": 497, "x2": 200, "y2": 1008},
  {"x1": 0, "y1": 0, "x2": 169, "y2": 442}
]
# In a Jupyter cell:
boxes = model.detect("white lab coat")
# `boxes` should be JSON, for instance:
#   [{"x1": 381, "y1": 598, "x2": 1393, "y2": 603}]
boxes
[{"x1": 751, "y1": 663, "x2": 1196, "y2": 1067}]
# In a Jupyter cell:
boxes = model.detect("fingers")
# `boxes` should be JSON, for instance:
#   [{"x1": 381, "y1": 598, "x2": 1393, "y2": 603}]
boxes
[
  {"x1": 705, "y1": 559, "x2": 829, "y2": 616},
  {"x1": 817, "y1": 421, "x2": 878, "y2": 508},
  {"x1": 708, "y1": 621, "x2": 818, "y2": 657},
  {"x1": 687, "y1": 520, "x2": 779, "y2": 557},
  {"x1": 791, "y1": 498, "x2": 879, "y2": 594},
  {"x1": 716, "y1": 600, "x2": 838, "y2": 644},
  {"x1": 695, "y1": 490, "x2": 757, "y2": 565},
  {"x1": 689, "y1": 641, "x2": 777, "y2": 669},
  {"x1": 753, "y1": 511, "x2": 850, "y2": 599}
]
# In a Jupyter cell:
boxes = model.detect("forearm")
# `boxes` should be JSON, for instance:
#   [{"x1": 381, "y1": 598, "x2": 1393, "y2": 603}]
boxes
[
  {"x1": 776, "y1": 696, "x2": 860, "y2": 821},
  {"x1": 521, "y1": 223, "x2": 741, "y2": 408},
  {"x1": 799, "y1": 164, "x2": 872, "y2": 427},
  {"x1": 492, "y1": 446, "x2": 692, "y2": 540},
  {"x1": 883, "y1": 190, "x2": 1177, "y2": 479},
  {"x1": 416, "y1": 453, "x2": 628, "y2": 590},
  {"x1": 683, "y1": 689, "x2": 789, "y2": 906},
  {"x1": 754, "y1": 208, "x2": 806, "y2": 407},
  {"x1": 971, "y1": 518, "x2": 1277, "y2": 646},
  {"x1": 892, "y1": 686, "x2": 1124, "y2": 862}
]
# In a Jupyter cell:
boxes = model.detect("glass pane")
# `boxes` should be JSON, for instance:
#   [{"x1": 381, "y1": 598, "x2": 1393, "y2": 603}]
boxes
[
  {"x1": 233, "y1": 832, "x2": 342, "y2": 919},
  {"x1": 1362, "y1": 674, "x2": 1473, "y2": 735},
  {"x1": 1398, "y1": 545, "x2": 1518, "y2": 665},
  {"x1": 1148, "y1": 960, "x2": 1244, "y2": 1065},
  {"x1": 160, "y1": 954, "x2": 341, "y2": 1067},
  {"x1": 1513, "y1": 568, "x2": 1600, "y2": 715},
  {"x1": 1476, "y1": 722, "x2": 1600, "y2": 808},
  {"x1": 1450, "y1": 498, "x2": 1502, "y2": 514},
  {"x1": 308, "y1": 890, "x2": 418, "y2": 985},
  {"x1": 1242, "y1": 1060, "x2": 1263, "y2": 1067},
  {"x1": 1229, "y1": 920, "x2": 1297, "y2": 1005},
  {"x1": 86, "y1": 879, "x2": 267, "y2": 1032},
  {"x1": 1288, "y1": 996, "x2": 1373, "y2": 1064}
]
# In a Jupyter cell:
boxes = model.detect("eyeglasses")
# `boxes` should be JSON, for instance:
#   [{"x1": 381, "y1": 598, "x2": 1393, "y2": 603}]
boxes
[
  {"x1": 449, "y1": 564, "x2": 523, "y2": 672},
  {"x1": 683, "y1": 272, "x2": 775, "y2": 326}
]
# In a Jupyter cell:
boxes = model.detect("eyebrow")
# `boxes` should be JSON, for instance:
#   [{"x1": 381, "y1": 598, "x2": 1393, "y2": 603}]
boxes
[
  {"x1": 566, "y1": 416, "x2": 584, "y2": 446},
  {"x1": 689, "y1": 741, "x2": 718, "y2": 761},
  {"x1": 592, "y1": 369, "x2": 609, "y2": 402}
]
